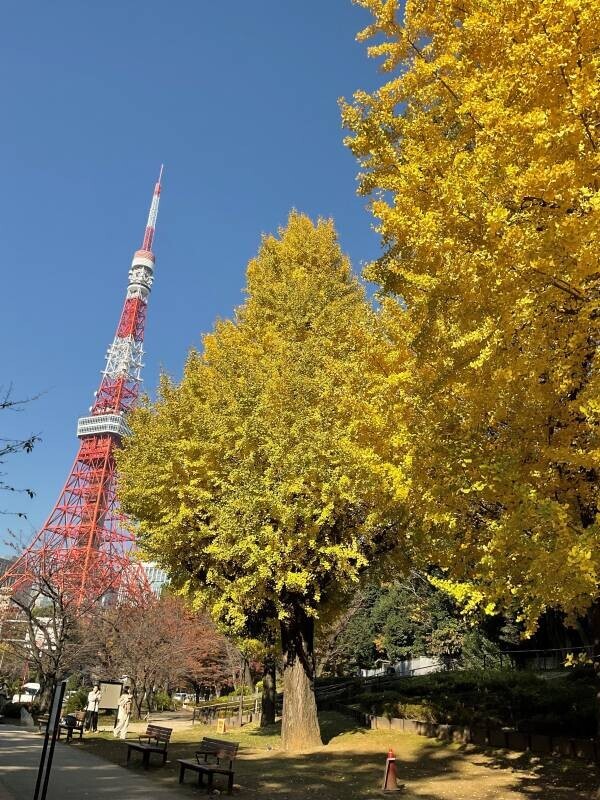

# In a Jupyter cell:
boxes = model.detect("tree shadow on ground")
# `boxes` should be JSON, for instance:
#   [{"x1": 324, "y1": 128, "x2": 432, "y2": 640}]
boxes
[
  {"x1": 237, "y1": 740, "x2": 454, "y2": 799},
  {"x1": 237, "y1": 719, "x2": 281, "y2": 738},
  {"x1": 468, "y1": 743, "x2": 598, "y2": 799},
  {"x1": 183, "y1": 708, "x2": 363, "y2": 745},
  {"x1": 235, "y1": 738, "x2": 599, "y2": 800},
  {"x1": 79, "y1": 712, "x2": 599, "y2": 799},
  {"x1": 319, "y1": 711, "x2": 365, "y2": 744}
]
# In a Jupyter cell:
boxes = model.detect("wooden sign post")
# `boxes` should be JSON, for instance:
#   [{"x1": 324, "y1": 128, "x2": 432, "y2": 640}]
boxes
[{"x1": 33, "y1": 680, "x2": 66, "y2": 800}]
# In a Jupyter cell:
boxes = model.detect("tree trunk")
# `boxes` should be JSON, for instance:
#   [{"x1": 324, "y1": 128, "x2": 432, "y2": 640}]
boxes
[
  {"x1": 280, "y1": 604, "x2": 322, "y2": 752},
  {"x1": 244, "y1": 660, "x2": 254, "y2": 692},
  {"x1": 238, "y1": 667, "x2": 245, "y2": 726},
  {"x1": 132, "y1": 683, "x2": 143, "y2": 718},
  {"x1": 38, "y1": 675, "x2": 57, "y2": 714},
  {"x1": 261, "y1": 654, "x2": 277, "y2": 726}
]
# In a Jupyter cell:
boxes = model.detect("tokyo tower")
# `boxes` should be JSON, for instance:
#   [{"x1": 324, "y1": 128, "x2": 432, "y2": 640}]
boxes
[{"x1": 1, "y1": 168, "x2": 164, "y2": 609}]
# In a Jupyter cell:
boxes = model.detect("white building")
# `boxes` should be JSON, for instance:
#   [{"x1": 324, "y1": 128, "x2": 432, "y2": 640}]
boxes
[{"x1": 142, "y1": 562, "x2": 169, "y2": 596}]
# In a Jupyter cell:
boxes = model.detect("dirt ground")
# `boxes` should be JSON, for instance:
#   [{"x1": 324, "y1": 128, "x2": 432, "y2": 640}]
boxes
[{"x1": 79, "y1": 711, "x2": 598, "y2": 799}]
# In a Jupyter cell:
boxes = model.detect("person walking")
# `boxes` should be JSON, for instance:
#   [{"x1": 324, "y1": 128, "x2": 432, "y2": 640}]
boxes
[
  {"x1": 113, "y1": 687, "x2": 133, "y2": 740},
  {"x1": 85, "y1": 684, "x2": 102, "y2": 732}
]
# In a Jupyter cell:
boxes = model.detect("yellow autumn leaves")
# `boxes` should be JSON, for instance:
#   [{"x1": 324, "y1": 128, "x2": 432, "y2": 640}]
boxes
[
  {"x1": 341, "y1": 0, "x2": 600, "y2": 632},
  {"x1": 118, "y1": 0, "x2": 599, "y2": 647},
  {"x1": 117, "y1": 213, "x2": 410, "y2": 633}
]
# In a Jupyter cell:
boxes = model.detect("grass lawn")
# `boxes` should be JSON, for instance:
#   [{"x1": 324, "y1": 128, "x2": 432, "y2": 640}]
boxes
[{"x1": 77, "y1": 710, "x2": 598, "y2": 799}]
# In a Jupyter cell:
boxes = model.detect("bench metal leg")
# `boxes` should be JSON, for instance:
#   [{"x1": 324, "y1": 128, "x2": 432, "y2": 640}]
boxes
[
  {"x1": 207, "y1": 771, "x2": 213, "y2": 794},
  {"x1": 179, "y1": 763, "x2": 185, "y2": 784},
  {"x1": 143, "y1": 751, "x2": 150, "y2": 770},
  {"x1": 228, "y1": 772, "x2": 234, "y2": 794},
  {"x1": 126, "y1": 746, "x2": 131, "y2": 765}
]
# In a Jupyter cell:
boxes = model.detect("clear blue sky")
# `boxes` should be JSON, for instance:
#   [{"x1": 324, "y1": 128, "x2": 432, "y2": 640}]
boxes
[{"x1": 0, "y1": 1, "x2": 385, "y2": 546}]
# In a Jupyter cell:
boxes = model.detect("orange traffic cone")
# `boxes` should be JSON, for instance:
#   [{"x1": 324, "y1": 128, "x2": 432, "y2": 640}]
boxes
[{"x1": 382, "y1": 747, "x2": 404, "y2": 793}]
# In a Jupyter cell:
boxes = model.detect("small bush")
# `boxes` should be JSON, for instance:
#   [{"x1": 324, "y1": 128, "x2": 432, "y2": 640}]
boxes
[
  {"x1": 64, "y1": 688, "x2": 88, "y2": 714},
  {"x1": 153, "y1": 691, "x2": 172, "y2": 712},
  {"x1": 353, "y1": 669, "x2": 596, "y2": 737},
  {"x1": 565, "y1": 664, "x2": 596, "y2": 682},
  {"x1": 1, "y1": 702, "x2": 27, "y2": 719},
  {"x1": 66, "y1": 673, "x2": 84, "y2": 692},
  {"x1": 230, "y1": 685, "x2": 253, "y2": 697}
]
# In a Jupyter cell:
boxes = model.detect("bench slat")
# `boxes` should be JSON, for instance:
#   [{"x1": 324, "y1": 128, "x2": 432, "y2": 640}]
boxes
[
  {"x1": 179, "y1": 760, "x2": 233, "y2": 776},
  {"x1": 197, "y1": 737, "x2": 238, "y2": 755},
  {"x1": 178, "y1": 756, "x2": 236, "y2": 794},
  {"x1": 126, "y1": 724, "x2": 173, "y2": 770},
  {"x1": 129, "y1": 743, "x2": 165, "y2": 752},
  {"x1": 138, "y1": 724, "x2": 172, "y2": 748},
  {"x1": 196, "y1": 736, "x2": 238, "y2": 770}
]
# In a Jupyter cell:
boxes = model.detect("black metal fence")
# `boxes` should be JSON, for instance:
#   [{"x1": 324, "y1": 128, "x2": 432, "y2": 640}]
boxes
[{"x1": 490, "y1": 644, "x2": 596, "y2": 671}]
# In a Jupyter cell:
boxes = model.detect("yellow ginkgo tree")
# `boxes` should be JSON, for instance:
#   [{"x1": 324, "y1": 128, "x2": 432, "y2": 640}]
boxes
[
  {"x1": 117, "y1": 212, "x2": 409, "y2": 751},
  {"x1": 342, "y1": 0, "x2": 600, "y2": 632}
]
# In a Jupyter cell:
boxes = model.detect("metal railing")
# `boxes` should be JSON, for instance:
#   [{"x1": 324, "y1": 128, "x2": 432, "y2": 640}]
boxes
[
  {"x1": 191, "y1": 694, "x2": 260, "y2": 725},
  {"x1": 314, "y1": 645, "x2": 598, "y2": 706},
  {"x1": 491, "y1": 645, "x2": 596, "y2": 671}
]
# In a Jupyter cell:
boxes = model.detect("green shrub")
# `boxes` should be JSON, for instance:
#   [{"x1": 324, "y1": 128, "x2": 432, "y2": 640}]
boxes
[
  {"x1": 64, "y1": 688, "x2": 88, "y2": 714},
  {"x1": 1, "y1": 702, "x2": 27, "y2": 719},
  {"x1": 460, "y1": 630, "x2": 503, "y2": 670},
  {"x1": 153, "y1": 691, "x2": 172, "y2": 712},
  {"x1": 66, "y1": 673, "x2": 84, "y2": 691},
  {"x1": 398, "y1": 702, "x2": 431, "y2": 721},
  {"x1": 194, "y1": 688, "x2": 258, "y2": 707},
  {"x1": 565, "y1": 664, "x2": 596, "y2": 682},
  {"x1": 229, "y1": 685, "x2": 253, "y2": 696},
  {"x1": 353, "y1": 669, "x2": 596, "y2": 737},
  {"x1": 358, "y1": 690, "x2": 403, "y2": 719}
]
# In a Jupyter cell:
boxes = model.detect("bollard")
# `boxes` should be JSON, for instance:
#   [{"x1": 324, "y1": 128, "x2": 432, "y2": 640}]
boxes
[{"x1": 382, "y1": 747, "x2": 404, "y2": 793}]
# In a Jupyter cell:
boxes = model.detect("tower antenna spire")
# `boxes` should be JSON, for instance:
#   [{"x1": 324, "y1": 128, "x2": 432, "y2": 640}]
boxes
[{"x1": 141, "y1": 164, "x2": 164, "y2": 252}]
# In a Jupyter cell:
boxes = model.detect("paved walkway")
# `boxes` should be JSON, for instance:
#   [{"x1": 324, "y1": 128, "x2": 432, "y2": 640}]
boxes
[{"x1": 0, "y1": 725, "x2": 179, "y2": 799}]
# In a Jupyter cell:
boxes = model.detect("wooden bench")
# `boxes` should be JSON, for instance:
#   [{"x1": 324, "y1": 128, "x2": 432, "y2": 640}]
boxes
[
  {"x1": 37, "y1": 713, "x2": 50, "y2": 733},
  {"x1": 177, "y1": 737, "x2": 239, "y2": 794},
  {"x1": 58, "y1": 710, "x2": 86, "y2": 742},
  {"x1": 126, "y1": 724, "x2": 172, "y2": 769}
]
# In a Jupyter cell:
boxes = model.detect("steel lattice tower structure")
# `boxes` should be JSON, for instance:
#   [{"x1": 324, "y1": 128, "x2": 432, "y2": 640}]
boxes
[{"x1": 1, "y1": 169, "x2": 164, "y2": 608}]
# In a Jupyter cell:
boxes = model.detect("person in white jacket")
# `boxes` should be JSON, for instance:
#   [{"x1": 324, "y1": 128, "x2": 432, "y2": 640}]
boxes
[
  {"x1": 113, "y1": 687, "x2": 133, "y2": 740},
  {"x1": 85, "y1": 684, "x2": 102, "y2": 732}
]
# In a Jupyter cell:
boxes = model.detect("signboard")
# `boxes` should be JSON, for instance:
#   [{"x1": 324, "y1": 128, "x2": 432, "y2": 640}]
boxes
[
  {"x1": 33, "y1": 679, "x2": 66, "y2": 800},
  {"x1": 98, "y1": 680, "x2": 123, "y2": 711}
]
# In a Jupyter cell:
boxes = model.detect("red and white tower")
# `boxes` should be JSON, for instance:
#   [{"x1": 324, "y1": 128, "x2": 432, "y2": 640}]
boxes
[{"x1": 2, "y1": 168, "x2": 164, "y2": 608}]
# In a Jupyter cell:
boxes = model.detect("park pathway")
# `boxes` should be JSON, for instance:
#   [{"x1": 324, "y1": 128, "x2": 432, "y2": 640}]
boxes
[{"x1": 0, "y1": 725, "x2": 179, "y2": 799}]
